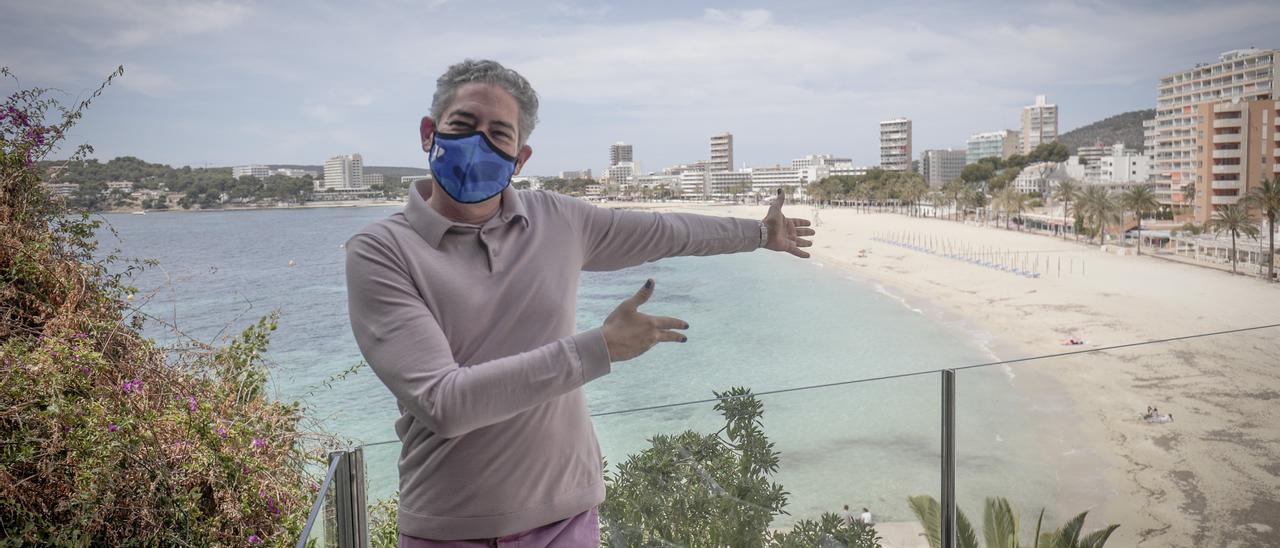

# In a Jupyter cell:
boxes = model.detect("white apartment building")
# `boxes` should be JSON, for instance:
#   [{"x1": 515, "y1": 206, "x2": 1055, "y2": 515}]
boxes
[
  {"x1": 560, "y1": 169, "x2": 593, "y2": 180},
  {"x1": 1021, "y1": 95, "x2": 1059, "y2": 154},
  {"x1": 273, "y1": 168, "x2": 318, "y2": 178},
  {"x1": 966, "y1": 130, "x2": 1021, "y2": 164},
  {"x1": 679, "y1": 170, "x2": 709, "y2": 199},
  {"x1": 605, "y1": 162, "x2": 639, "y2": 186},
  {"x1": 1153, "y1": 48, "x2": 1279, "y2": 214},
  {"x1": 609, "y1": 142, "x2": 633, "y2": 166},
  {"x1": 320, "y1": 153, "x2": 365, "y2": 191},
  {"x1": 709, "y1": 133, "x2": 734, "y2": 172},
  {"x1": 920, "y1": 149, "x2": 966, "y2": 187},
  {"x1": 708, "y1": 171, "x2": 751, "y2": 200},
  {"x1": 363, "y1": 173, "x2": 385, "y2": 187},
  {"x1": 44, "y1": 182, "x2": 79, "y2": 196},
  {"x1": 401, "y1": 175, "x2": 432, "y2": 186},
  {"x1": 233, "y1": 165, "x2": 270, "y2": 179},
  {"x1": 747, "y1": 165, "x2": 803, "y2": 197},
  {"x1": 879, "y1": 118, "x2": 912, "y2": 171},
  {"x1": 106, "y1": 181, "x2": 135, "y2": 193},
  {"x1": 1097, "y1": 143, "x2": 1151, "y2": 184},
  {"x1": 791, "y1": 154, "x2": 853, "y2": 169},
  {"x1": 1012, "y1": 161, "x2": 1062, "y2": 194}
]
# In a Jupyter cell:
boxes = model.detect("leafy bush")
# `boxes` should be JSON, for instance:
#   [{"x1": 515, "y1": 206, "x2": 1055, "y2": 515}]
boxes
[{"x1": 1, "y1": 67, "x2": 331, "y2": 545}]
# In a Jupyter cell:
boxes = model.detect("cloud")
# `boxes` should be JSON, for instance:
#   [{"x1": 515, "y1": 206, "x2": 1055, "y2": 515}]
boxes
[{"x1": 114, "y1": 64, "x2": 178, "y2": 96}]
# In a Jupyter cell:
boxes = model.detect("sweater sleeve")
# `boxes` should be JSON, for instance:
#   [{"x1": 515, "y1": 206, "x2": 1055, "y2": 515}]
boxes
[
  {"x1": 344, "y1": 234, "x2": 611, "y2": 439},
  {"x1": 567, "y1": 196, "x2": 762, "y2": 271}
]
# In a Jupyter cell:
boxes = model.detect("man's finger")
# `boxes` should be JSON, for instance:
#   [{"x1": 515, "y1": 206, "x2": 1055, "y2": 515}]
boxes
[
  {"x1": 795, "y1": 238, "x2": 813, "y2": 248},
  {"x1": 650, "y1": 316, "x2": 689, "y2": 330},
  {"x1": 796, "y1": 227, "x2": 816, "y2": 237},
  {"x1": 770, "y1": 188, "x2": 784, "y2": 212},
  {"x1": 626, "y1": 278, "x2": 655, "y2": 310},
  {"x1": 790, "y1": 218, "x2": 811, "y2": 228},
  {"x1": 789, "y1": 247, "x2": 812, "y2": 259},
  {"x1": 656, "y1": 330, "x2": 688, "y2": 343}
]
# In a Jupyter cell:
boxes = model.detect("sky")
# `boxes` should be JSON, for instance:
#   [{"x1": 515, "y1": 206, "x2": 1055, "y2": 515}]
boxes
[{"x1": 3, "y1": 0, "x2": 1279, "y2": 176}]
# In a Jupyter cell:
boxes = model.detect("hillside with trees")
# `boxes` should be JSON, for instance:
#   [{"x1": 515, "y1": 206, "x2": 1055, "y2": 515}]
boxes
[{"x1": 1059, "y1": 109, "x2": 1155, "y2": 153}]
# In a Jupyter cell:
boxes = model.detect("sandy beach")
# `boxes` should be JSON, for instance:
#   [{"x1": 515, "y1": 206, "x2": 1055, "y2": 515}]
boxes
[{"x1": 609, "y1": 200, "x2": 1280, "y2": 547}]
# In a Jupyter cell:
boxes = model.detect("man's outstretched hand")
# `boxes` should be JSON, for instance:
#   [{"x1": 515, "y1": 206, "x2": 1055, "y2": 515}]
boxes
[
  {"x1": 763, "y1": 189, "x2": 815, "y2": 258},
  {"x1": 602, "y1": 279, "x2": 689, "y2": 362}
]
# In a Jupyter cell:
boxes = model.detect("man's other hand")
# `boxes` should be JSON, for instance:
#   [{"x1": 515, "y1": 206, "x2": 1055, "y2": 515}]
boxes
[
  {"x1": 602, "y1": 279, "x2": 689, "y2": 362},
  {"x1": 763, "y1": 189, "x2": 815, "y2": 258}
]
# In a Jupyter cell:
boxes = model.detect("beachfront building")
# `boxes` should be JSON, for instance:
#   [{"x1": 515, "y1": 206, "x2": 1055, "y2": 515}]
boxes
[
  {"x1": 609, "y1": 142, "x2": 633, "y2": 166},
  {"x1": 966, "y1": 130, "x2": 1021, "y2": 164},
  {"x1": 1075, "y1": 143, "x2": 1110, "y2": 182},
  {"x1": 709, "y1": 133, "x2": 734, "y2": 173},
  {"x1": 1021, "y1": 95, "x2": 1059, "y2": 154},
  {"x1": 1098, "y1": 144, "x2": 1151, "y2": 185},
  {"x1": 106, "y1": 181, "x2": 135, "y2": 193},
  {"x1": 879, "y1": 118, "x2": 912, "y2": 171},
  {"x1": 43, "y1": 182, "x2": 78, "y2": 196},
  {"x1": 232, "y1": 165, "x2": 270, "y2": 179},
  {"x1": 605, "y1": 162, "x2": 639, "y2": 193},
  {"x1": 320, "y1": 153, "x2": 366, "y2": 191},
  {"x1": 791, "y1": 154, "x2": 852, "y2": 169},
  {"x1": 920, "y1": 149, "x2": 967, "y2": 188},
  {"x1": 1153, "y1": 48, "x2": 1279, "y2": 216},
  {"x1": 1169, "y1": 232, "x2": 1280, "y2": 279},
  {"x1": 559, "y1": 169, "x2": 593, "y2": 180},
  {"x1": 708, "y1": 170, "x2": 752, "y2": 201},
  {"x1": 401, "y1": 175, "x2": 432, "y2": 186},
  {"x1": 747, "y1": 165, "x2": 804, "y2": 199},
  {"x1": 635, "y1": 174, "x2": 680, "y2": 198},
  {"x1": 1186, "y1": 98, "x2": 1280, "y2": 224},
  {"x1": 679, "y1": 170, "x2": 709, "y2": 200},
  {"x1": 1012, "y1": 161, "x2": 1067, "y2": 194},
  {"x1": 273, "y1": 168, "x2": 318, "y2": 178}
]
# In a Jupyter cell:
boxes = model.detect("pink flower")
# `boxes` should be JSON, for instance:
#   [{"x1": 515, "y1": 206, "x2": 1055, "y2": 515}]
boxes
[
  {"x1": 108, "y1": 423, "x2": 118, "y2": 432},
  {"x1": 187, "y1": 396, "x2": 198, "y2": 412},
  {"x1": 252, "y1": 437, "x2": 266, "y2": 449},
  {"x1": 217, "y1": 426, "x2": 228, "y2": 438},
  {"x1": 247, "y1": 534, "x2": 263, "y2": 544}
]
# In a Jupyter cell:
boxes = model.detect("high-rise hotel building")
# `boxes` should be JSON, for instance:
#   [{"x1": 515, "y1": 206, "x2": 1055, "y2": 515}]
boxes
[
  {"x1": 1020, "y1": 95, "x2": 1058, "y2": 154},
  {"x1": 321, "y1": 153, "x2": 365, "y2": 191},
  {"x1": 1149, "y1": 48, "x2": 1279, "y2": 221},
  {"x1": 879, "y1": 118, "x2": 912, "y2": 172},
  {"x1": 609, "y1": 142, "x2": 633, "y2": 166},
  {"x1": 709, "y1": 133, "x2": 734, "y2": 172}
]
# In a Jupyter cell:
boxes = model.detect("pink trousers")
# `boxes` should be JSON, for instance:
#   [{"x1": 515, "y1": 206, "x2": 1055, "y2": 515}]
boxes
[{"x1": 399, "y1": 507, "x2": 599, "y2": 548}]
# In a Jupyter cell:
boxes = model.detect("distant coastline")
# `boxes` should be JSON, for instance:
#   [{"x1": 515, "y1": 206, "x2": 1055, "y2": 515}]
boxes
[{"x1": 98, "y1": 199, "x2": 405, "y2": 214}]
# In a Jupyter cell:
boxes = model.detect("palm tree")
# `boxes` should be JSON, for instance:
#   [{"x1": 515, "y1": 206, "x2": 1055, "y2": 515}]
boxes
[
  {"x1": 908, "y1": 495, "x2": 1118, "y2": 548},
  {"x1": 1053, "y1": 179, "x2": 1079, "y2": 239},
  {"x1": 943, "y1": 180, "x2": 966, "y2": 221},
  {"x1": 1120, "y1": 185, "x2": 1160, "y2": 255},
  {"x1": 1180, "y1": 182, "x2": 1197, "y2": 219},
  {"x1": 1208, "y1": 204, "x2": 1261, "y2": 275},
  {"x1": 996, "y1": 187, "x2": 1028, "y2": 230},
  {"x1": 1243, "y1": 175, "x2": 1280, "y2": 282},
  {"x1": 1079, "y1": 186, "x2": 1121, "y2": 245}
]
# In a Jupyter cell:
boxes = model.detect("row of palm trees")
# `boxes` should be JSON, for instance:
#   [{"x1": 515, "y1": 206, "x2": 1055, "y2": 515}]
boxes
[{"x1": 803, "y1": 172, "x2": 1280, "y2": 281}]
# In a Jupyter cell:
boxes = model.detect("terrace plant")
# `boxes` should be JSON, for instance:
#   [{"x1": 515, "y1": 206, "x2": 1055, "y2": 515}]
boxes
[
  {"x1": 908, "y1": 495, "x2": 1119, "y2": 548},
  {"x1": 1, "y1": 66, "x2": 331, "y2": 545}
]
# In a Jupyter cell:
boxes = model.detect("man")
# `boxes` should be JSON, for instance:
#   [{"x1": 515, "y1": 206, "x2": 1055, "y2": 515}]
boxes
[
  {"x1": 862, "y1": 507, "x2": 874, "y2": 525},
  {"x1": 344, "y1": 59, "x2": 814, "y2": 546},
  {"x1": 840, "y1": 504, "x2": 855, "y2": 527}
]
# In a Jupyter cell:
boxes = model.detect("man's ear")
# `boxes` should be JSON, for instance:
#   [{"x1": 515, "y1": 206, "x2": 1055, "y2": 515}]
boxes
[
  {"x1": 420, "y1": 116, "x2": 436, "y2": 153},
  {"x1": 514, "y1": 144, "x2": 533, "y2": 176}
]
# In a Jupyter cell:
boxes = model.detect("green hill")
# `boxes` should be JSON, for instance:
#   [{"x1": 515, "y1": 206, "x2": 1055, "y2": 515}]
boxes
[{"x1": 1059, "y1": 109, "x2": 1155, "y2": 153}]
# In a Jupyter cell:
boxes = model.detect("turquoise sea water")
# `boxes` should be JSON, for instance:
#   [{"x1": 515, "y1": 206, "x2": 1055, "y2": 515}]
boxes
[{"x1": 94, "y1": 206, "x2": 1098, "y2": 524}]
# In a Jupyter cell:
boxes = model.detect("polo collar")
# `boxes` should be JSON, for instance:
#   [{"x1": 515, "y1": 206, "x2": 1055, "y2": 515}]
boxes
[{"x1": 404, "y1": 180, "x2": 529, "y2": 249}]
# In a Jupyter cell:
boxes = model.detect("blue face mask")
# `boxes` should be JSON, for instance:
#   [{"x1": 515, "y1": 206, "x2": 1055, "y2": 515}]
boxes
[{"x1": 429, "y1": 131, "x2": 518, "y2": 204}]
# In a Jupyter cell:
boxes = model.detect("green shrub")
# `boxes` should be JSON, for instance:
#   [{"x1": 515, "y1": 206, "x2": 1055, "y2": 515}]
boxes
[{"x1": 1, "y1": 66, "x2": 332, "y2": 546}]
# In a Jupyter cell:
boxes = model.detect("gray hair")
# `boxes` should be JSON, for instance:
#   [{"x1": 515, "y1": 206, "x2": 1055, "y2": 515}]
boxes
[{"x1": 431, "y1": 59, "x2": 540, "y2": 147}]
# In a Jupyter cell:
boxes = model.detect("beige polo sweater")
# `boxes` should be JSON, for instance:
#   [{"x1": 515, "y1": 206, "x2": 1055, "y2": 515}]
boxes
[{"x1": 344, "y1": 181, "x2": 762, "y2": 540}]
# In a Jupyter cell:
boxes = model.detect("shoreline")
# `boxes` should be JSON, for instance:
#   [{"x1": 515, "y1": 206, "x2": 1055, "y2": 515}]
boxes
[
  {"x1": 607, "y1": 200, "x2": 1280, "y2": 546},
  {"x1": 95, "y1": 200, "x2": 405, "y2": 215}
]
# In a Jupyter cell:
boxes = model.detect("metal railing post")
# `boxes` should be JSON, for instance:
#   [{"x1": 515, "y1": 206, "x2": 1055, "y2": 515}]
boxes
[
  {"x1": 941, "y1": 369, "x2": 956, "y2": 548},
  {"x1": 327, "y1": 448, "x2": 370, "y2": 548}
]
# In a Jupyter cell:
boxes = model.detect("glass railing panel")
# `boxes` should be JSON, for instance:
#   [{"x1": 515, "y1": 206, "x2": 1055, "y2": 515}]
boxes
[
  {"x1": 958, "y1": 326, "x2": 1280, "y2": 547},
  {"x1": 297, "y1": 457, "x2": 341, "y2": 547},
  {"x1": 594, "y1": 373, "x2": 940, "y2": 546}
]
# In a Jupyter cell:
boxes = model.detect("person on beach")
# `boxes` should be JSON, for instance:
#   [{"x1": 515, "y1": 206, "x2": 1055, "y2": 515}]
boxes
[
  {"x1": 861, "y1": 507, "x2": 874, "y2": 525},
  {"x1": 840, "y1": 504, "x2": 855, "y2": 527},
  {"x1": 344, "y1": 59, "x2": 815, "y2": 547}
]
